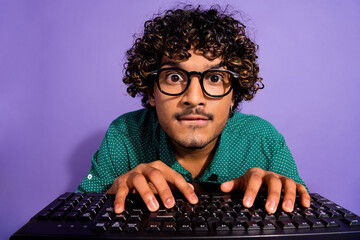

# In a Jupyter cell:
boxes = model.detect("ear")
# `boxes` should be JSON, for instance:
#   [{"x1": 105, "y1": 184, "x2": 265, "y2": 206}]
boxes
[{"x1": 148, "y1": 90, "x2": 156, "y2": 107}]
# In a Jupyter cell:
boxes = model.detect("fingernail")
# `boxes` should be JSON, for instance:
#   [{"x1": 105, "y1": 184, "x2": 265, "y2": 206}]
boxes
[
  {"x1": 190, "y1": 193, "x2": 198, "y2": 203},
  {"x1": 165, "y1": 197, "x2": 174, "y2": 208},
  {"x1": 244, "y1": 196, "x2": 253, "y2": 207},
  {"x1": 305, "y1": 199, "x2": 311, "y2": 207},
  {"x1": 147, "y1": 197, "x2": 158, "y2": 211},
  {"x1": 284, "y1": 200, "x2": 293, "y2": 211},
  {"x1": 114, "y1": 203, "x2": 122, "y2": 213},
  {"x1": 267, "y1": 200, "x2": 276, "y2": 213}
]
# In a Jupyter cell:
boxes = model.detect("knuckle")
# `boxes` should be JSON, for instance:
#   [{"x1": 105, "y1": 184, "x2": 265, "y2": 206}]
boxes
[
  {"x1": 150, "y1": 160, "x2": 163, "y2": 168},
  {"x1": 284, "y1": 178, "x2": 296, "y2": 186}
]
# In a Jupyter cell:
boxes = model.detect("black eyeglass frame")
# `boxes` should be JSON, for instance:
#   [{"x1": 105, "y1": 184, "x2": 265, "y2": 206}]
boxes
[{"x1": 149, "y1": 67, "x2": 240, "y2": 97}]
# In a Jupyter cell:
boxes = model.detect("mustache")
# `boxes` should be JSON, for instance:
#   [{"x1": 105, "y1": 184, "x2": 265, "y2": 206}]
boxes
[{"x1": 174, "y1": 108, "x2": 214, "y2": 120}]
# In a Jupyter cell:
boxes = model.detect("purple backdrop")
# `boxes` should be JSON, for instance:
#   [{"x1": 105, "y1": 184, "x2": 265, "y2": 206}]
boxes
[{"x1": 1, "y1": 0, "x2": 359, "y2": 239}]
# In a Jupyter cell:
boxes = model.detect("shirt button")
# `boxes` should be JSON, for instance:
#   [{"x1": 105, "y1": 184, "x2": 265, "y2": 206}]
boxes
[{"x1": 87, "y1": 174, "x2": 93, "y2": 180}]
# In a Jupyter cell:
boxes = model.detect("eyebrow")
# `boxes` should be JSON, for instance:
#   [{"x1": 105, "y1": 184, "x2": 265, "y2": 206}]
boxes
[{"x1": 160, "y1": 61, "x2": 224, "y2": 70}]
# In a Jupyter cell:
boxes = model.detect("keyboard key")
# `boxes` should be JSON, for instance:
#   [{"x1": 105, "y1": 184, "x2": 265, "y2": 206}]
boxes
[
  {"x1": 244, "y1": 221, "x2": 261, "y2": 230},
  {"x1": 213, "y1": 222, "x2": 230, "y2": 231},
  {"x1": 162, "y1": 222, "x2": 177, "y2": 232},
  {"x1": 109, "y1": 221, "x2": 125, "y2": 231},
  {"x1": 193, "y1": 222, "x2": 208, "y2": 231},
  {"x1": 321, "y1": 218, "x2": 340, "y2": 228},
  {"x1": 45, "y1": 200, "x2": 63, "y2": 212},
  {"x1": 343, "y1": 217, "x2": 360, "y2": 227},
  {"x1": 146, "y1": 222, "x2": 161, "y2": 232},
  {"x1": 125, "y1": 222, "x2": 141, "y2": 232},
  {"x1": 50, "y1": 211, "x2": 66, "y2": 220},
  {"x1": 293, "y1": 219, "x2": 310, "y2": 229},
  {"x1": 65, "y1": 211, "x2": 80, "y2": 220},
  {"x1": 277, "y1": 220, "x2": 296, "y2": 229},
  {"x1": 92, "y1": 222, "x2": 109, "y2": 232},
  {"x1": 259, "y1": 220, "x2": 276, "y2": 230},
  {"x1": 178, "y1": 222, "x2": 193, "y2": 231},
  {"x1": 307, "y1": 219, "x2": 325, "y2": 228},
  {"x1": 229, "y1": 221, "x2": 245, "y2": 231},
  {"x1": 37, "y1": 210, "x2": 51, "y2": 219}
]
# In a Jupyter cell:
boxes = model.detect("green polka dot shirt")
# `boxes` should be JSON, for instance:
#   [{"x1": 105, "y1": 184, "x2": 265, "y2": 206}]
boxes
[{"x1": 77, "y1": 109, "x2": 306, "y2": 193}]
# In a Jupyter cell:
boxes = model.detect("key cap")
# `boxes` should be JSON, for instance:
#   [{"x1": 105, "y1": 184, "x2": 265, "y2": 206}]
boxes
[
  {"x1": 293, "y1": 219, "x2": 310, "y2": 229},
  {"x1": 125, "y1": 223, "x2": 141, "y2": 232},
  {"x1": 193, "y1": 222, "x2": 208, "y2": 232},
  {"x1": 343, "y1": 217, "x2": 360, "y2": 227},
  {"x1": 307, "y1": 218, "x2": 325, "y2": 228},
  {"x1": 213, "y1": 222, "x2": 230, "y2": 231},
  {"x1": 37, "y1": 210, "x2": 51, "y2": 219},
  {"x1": 244, "y1": 221, "x2": 261, "y2": 230},
  {"x1": 321, "y1": 218, "x2": 340, "y2": 228},
  {"x1": 109, "y1": 221, "x2": 125, "y2": 231},
  {"x1": 92, "y1": 222, "x2": 110, "y2": 232},
  {"x1": 65, "y1": 211, "x2": 80, "y2": 220},
  {"x1": 178, "y1": 222, "x2": 192, "y2": 232},
  {"x1": 229, "y1": 221, "x2": 245, "y2": 231},
  {"x1": 277, "y1": 220, "x2": 296, "y2": 229},
  {"x1": 259, "y1": 220, "x2": 276, "y2": 230},
  {"x1": 162, "y1": 222, "x2": 177, "y2": 232},
  {"x1": 146, "y1": 222, "x2": 161, "y2": 232}
]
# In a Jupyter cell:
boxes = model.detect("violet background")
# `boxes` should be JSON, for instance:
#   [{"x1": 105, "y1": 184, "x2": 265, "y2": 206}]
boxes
[{"x1": 1, "y1": 0, "x2": 359, "y2": 239}]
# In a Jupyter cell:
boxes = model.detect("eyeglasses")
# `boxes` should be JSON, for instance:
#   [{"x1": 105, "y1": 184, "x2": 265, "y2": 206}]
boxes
[{"x1": 150, "y1": 67, "x2": 240, "y2": 97}]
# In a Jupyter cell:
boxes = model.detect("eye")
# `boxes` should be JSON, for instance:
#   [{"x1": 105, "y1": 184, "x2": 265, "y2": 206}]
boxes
[
  {"x1": 167, "y1": 73, "x2": 182, "y2": 83},
  {"x1": 206, "y1": 72, "x2": 225, "y2": 83},
  {"x1": 163, "y1": 71, "x2": 186, "y2": 84}
]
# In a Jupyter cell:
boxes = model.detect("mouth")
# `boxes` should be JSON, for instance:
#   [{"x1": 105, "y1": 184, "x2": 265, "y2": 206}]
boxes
[{"x1": 175, "y1": 114, "x2": 213, "y2": 127}]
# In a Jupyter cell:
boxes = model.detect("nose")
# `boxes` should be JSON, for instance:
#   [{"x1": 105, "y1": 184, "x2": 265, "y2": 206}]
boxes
[{"x1": 180, "y1": 75, "x2": 206, "y2": 107}]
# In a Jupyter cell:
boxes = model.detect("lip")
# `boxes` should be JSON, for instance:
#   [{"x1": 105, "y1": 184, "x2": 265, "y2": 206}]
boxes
[{"x1": 177, "y1": 114, "x2": 210, "y2": 126}]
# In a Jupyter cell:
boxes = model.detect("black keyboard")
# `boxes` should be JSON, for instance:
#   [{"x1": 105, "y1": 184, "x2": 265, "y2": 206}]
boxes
[{"x1": 10, "y1": 183, "x2": 360, "y2": 239}]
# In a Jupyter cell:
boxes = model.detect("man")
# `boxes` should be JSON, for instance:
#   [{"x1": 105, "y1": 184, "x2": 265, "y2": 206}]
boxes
[{"x1": 77, "y1": 5, "x2": 310, "y2": 215}]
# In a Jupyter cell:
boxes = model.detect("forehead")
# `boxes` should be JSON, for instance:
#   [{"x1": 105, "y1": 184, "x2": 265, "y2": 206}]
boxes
[{"x1": 160, "y1": 50, "x2": 223, "y2": 70}]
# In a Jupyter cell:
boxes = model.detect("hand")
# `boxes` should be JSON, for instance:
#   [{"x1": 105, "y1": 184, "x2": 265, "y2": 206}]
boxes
[
  {"x1": 107, "y1": 160, "x2": 198, "y2": 213},
  {"x1": 220, "y1": 167, "x2": 310, "y2": 213}
]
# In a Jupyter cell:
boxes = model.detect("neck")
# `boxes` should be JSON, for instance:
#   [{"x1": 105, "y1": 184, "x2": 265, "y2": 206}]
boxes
[{"x1": 172, "y1": 138, "x2": 219, "y2": 179}]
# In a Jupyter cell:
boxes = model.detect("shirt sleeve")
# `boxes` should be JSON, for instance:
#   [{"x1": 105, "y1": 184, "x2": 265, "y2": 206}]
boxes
[
  {"x1": 268, "y1": 135, "x2": 307, "y2": 189},
  {"x1": 76, "y1": 124, "x2": 130, "y2": 193}
]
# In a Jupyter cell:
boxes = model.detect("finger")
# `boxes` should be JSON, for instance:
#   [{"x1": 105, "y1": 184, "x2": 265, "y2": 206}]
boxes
[
  {"x1": 142, "y1": 166, "x2": 175, "y2": 209},
  {"x1": 113, "y1": 184, "x2": 129, "y2": 214},
  {"x1": 297, "y1": 183, "x2": 311, "y2": 208},
  {"x1": 130, "y1": 172, "x2": 159, "y2": 212},
  {"x1": 264, "y1": 174, "x2": 282, "y2": 213},
  {"x1": 243, "y1": 172, "x2": 264, "y2": 208},
  {"x1": 220, "y1": 180, "x2": 235, "y2": 193},
  {"x1": 220, "y1": 177, "x2": 246, "y2": 193},
  {"x1": 165, "y1": 169, "x2": 198, "y2": 204},
  {"x1": 281, "y1": 177, "x2": 297, "y2": 212}
]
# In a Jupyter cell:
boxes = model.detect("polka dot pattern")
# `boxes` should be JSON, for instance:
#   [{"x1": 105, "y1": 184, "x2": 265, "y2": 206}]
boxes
[{"x1": 76, "y1": 109, "x2": 306, "y2": 193}]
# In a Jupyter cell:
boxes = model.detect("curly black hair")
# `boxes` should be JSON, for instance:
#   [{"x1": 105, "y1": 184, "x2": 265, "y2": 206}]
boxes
[{"x1": 123, "y1": 5, "x2": 264, "y2": 110}]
